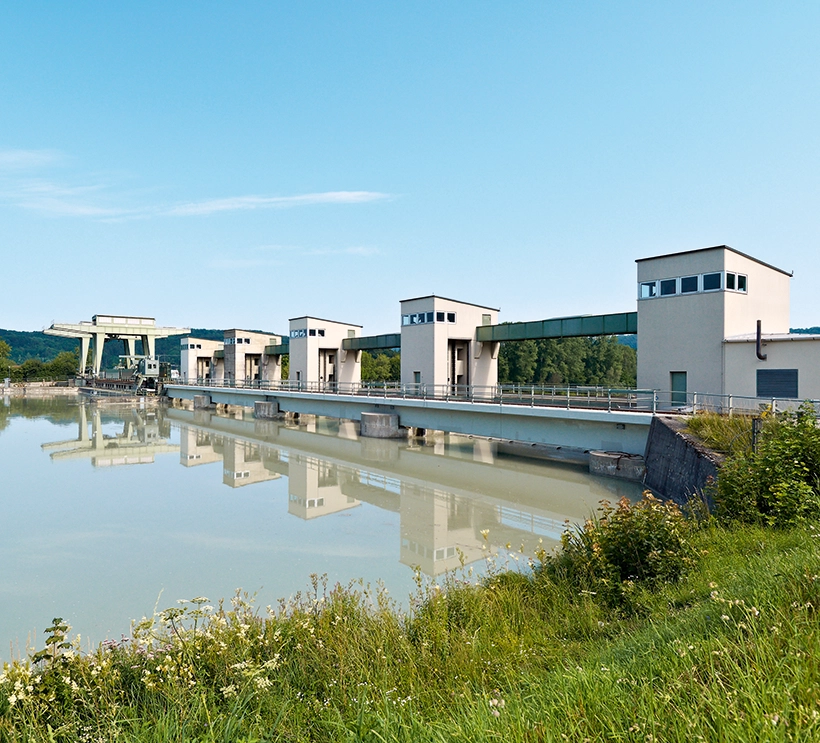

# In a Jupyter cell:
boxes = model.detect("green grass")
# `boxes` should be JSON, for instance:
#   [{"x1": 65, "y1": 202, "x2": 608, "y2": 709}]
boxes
[
  {"x1": 3, "y1": 518, "x2": 820, "y2": 742},
  {"x1": 685, "y1": 411, "x2": 756, "y2": 454}
]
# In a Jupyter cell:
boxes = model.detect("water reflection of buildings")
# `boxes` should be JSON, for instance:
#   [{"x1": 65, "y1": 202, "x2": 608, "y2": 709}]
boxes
[
  {"x1": 42, "y1": 402, "x2": 641, "y2": 576},
  {"x1": 41, "y1": 404, "x2": 178, "y2": 466},
  {"x1": 167, "y1": 407, "x2": 641, "y2": 576}
]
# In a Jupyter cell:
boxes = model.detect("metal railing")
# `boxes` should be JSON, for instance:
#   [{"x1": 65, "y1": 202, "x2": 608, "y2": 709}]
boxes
[
  {"x1": 169, "y1": 379, "x2": 655, "y2": 412},
  {"x1": 168, "y1": 378, "x2": 820, "y2": 417}
]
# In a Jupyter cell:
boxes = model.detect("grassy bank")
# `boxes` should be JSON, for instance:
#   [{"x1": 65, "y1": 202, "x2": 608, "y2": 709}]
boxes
[{"x1": 2, "y1": 515, "x2": 819, "y2": 742}]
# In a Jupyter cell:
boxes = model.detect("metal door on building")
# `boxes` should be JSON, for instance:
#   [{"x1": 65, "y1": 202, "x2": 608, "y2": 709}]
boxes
[{"x1": 670, "y1": 371, "x2": 687, "y2": 406}]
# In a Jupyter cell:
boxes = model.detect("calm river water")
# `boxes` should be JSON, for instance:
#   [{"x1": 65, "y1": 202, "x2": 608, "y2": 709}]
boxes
[{"x1": 0, "y1": 395, "x2": 642, "y2": 657}]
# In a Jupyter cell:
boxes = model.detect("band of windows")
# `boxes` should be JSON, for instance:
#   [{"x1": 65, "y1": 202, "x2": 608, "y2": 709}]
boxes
[
  {"x1": 639, "y1": 271, "x2": 747, "y2": 299},
  {"x1": 402, "y1": 311, "x2": 457, "y2": 326},
  {"x1": 290, "y1": 328, "x2": 326, "y2": 338}
]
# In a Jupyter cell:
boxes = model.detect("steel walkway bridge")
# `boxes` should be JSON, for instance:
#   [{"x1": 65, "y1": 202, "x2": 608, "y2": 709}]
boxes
[{"x1": 259, "y1": 313, "x2": 638, "y2": 356}]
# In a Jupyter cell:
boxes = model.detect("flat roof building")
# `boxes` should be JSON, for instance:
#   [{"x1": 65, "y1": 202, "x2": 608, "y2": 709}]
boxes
[
  {"x1": 636, "y1": 245, "x2": 820, "y2": 402},
  {"x1": 399, "y1": 295, "x2": 499, "y2": 391},
  {"x1": 288, "y1": 317, "x2": 362, "y2": 387}
]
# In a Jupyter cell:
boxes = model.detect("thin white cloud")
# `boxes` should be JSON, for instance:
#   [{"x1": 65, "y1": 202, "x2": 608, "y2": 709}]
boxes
[
  {"x1": 0, "y1": 148, "x2": 63, "y2": 171},
  {"x1": 166, "y1": 190, "x2": 390, "y2": 216},
  {"x1": 0, "y1": 148, "x2": 392, "y2": 220},
  {"x1": 9, "y1": 179, "x2": 132, "y2": 217}
]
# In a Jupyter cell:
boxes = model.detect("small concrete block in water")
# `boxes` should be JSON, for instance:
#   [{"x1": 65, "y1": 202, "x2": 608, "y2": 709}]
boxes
[
  {"x1": 589, "y1": 450, "x2": 646, "y2": 482},
  {"x1": 254, "y1": 401, "x2": 280, "y2": 419},
  {"x1": 360, "y1": 412, "x2": 406, "y2": 439},
  {"x1": 193, "y1": 394, "x2": 212, "y2": 410}
]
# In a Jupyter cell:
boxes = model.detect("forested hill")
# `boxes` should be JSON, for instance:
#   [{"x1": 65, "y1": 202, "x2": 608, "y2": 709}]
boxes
[{"x1": 0, "y1": 328, "x2": 224, "y2": 367}]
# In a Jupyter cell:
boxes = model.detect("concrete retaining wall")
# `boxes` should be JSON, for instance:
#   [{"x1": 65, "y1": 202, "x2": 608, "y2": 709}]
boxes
[{"x1": 643, "y1": 416, "x2": 723, "y2": 505}]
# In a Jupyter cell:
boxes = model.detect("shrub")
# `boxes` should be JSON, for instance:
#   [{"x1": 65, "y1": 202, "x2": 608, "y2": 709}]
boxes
[
  {"x1": 541, "y1": 494, "x2": 697, "y2": 609},
  {"x1": 715, "y1": 402, "x2": 820, "y2": 527}
]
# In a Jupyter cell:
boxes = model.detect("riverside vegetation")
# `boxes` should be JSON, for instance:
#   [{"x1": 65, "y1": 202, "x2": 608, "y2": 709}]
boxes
[{"x1": 3, "y1": 408, "x2": 820, "y2": 741}]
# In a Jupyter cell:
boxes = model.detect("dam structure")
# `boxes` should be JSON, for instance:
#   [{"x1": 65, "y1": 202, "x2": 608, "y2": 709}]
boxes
[{"x1": 163, "y1": 380, "x2": 654, "y2": 459}]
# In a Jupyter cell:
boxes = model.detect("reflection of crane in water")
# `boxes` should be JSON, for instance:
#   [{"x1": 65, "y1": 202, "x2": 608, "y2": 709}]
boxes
[{"x1": 41, "y1": 403, "x2": 178, "y2": 466}]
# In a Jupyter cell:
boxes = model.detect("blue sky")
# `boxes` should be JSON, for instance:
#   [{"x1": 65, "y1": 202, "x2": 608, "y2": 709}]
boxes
[{"x1": 1, "y1": 2, "x2": 819, "y2": 333}]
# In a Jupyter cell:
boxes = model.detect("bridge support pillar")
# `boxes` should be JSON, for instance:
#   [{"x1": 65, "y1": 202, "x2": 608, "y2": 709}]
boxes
[
  {"x1": 254, "y1": 401, "x2": 280, "y2": 419},
  {"x1": 193, "y1": 394, "x2": 212, "y2": 410},
  {"x1": 79, "y1": 336, "x2": 90, "y2": 374},
  {"x1": 93, "y1": 333, "x2": 106, "y2": 375},
  {"x1": 360, "y1": 412, "x2": 406, "y2": 439}
]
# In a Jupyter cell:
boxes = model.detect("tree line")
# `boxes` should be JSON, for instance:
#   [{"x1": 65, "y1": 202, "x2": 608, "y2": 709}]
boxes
[
  {"x1": 498, "y1": 336, "x2": 636, "y2": 387},
  {"x1": 0, "y1": 340, "x2": 80, "y2": 382},
  {"x1": 359, "y1": 337, "x2": 636, "y2": 387}
]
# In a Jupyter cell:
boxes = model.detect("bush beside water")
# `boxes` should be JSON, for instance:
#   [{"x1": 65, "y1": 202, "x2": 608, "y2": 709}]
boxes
[{"x1": 4, "y1": 410, "x2": 820, "y2": 741}]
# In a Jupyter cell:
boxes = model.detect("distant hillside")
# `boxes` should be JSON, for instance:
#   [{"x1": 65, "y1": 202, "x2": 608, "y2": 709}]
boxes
[
  {"x1": 791, "y1": 327, "x2": 820, "y2": 335},
  {"x1": 0, "y1": 329, "x2": 78, "y2": 364}
]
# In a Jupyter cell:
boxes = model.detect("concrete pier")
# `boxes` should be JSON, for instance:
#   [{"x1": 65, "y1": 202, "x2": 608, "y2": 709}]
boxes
[
  {"x1": 360, "y1": 412, "x2": 406, "y2": 439},
  {"x1": 254, "y1": 401, "x2": 280, "y2": 419},
  {"x1": 588, "y1": 451, "x2": 646, "y2": 482}
]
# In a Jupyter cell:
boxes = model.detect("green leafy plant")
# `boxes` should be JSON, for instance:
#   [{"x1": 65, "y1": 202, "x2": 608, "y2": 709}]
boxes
[
  {"x1": 542, "y1": 494, "x2": 698, "y2": 610},
  {"x1": 714, "y1": 402, "x2": 820, "y2": 526}
]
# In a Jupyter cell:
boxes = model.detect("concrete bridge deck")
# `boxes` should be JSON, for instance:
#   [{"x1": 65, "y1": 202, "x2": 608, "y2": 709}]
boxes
[{"x1": 163, "y1": 382, "x2": 654, "y2": 456}]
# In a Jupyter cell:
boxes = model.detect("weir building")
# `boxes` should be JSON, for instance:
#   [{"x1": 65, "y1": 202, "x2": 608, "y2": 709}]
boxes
[
  {"x1": 48, "y1": 245, "x2": 819, "y2": 406},
  {"x1": 636, "y1": 245, "x2": 820, "y2": 403},
  {"x1": 173, "y1": 245, "x2": 820, "y2": 405}
]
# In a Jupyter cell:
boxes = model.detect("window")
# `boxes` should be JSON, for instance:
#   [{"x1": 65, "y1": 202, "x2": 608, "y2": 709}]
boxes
[
  {"x1": 482, "y1": 314, "x2": 492, "y2": 325},
  {"x1": 660, "y1": 279, "x2": 677, "y2": 296},
  {"x1": 640, "y1": 281, "x2": 657, "y2": 299},
  {"x1": 680, "y1": 275, "x2": 698, "y2": 293},
  {"x1": 318, "y1": 329, "x2": 325, "y2": 337},
  {"x1": 348, "y1": 329, "x2": 355, "y2": 338},
  {"x1": 703, "y1": 272, "x2": 721, "y2": 291},
  {"x1": 403, "y1": 311, "x2": 456, "y2": 324},
  {"x1": 414, "y1": 371, "x2": 421, "y2": 384},
  {"x1": 309, "y1": 329, "x2": 316, "y2": 336},
  {"x1": 737, "y1": 275, "x2": 747, "y2": 292},
  {"x1": 726, "y1": 272, "x2": 736, "y2": 290},
  {"x1": 757, "y1": 369, "x2": 798, "y2": 398},
  {"x1": 290, "y1": 329, "x2": 307, "y2": 338}
]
